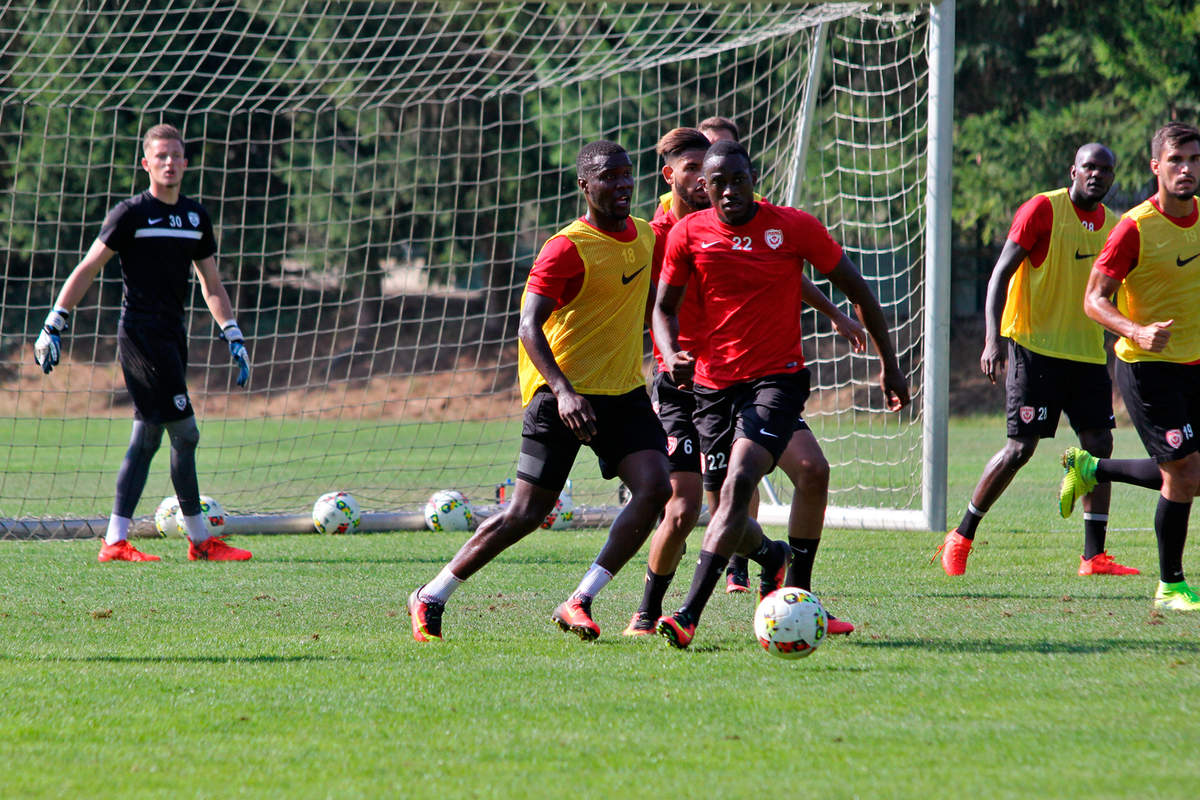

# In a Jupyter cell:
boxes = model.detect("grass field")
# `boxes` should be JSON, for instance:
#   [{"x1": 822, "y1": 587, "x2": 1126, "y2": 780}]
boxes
[{"x1": 2, "y1": 416, "x2": 1199, "y2": 798}]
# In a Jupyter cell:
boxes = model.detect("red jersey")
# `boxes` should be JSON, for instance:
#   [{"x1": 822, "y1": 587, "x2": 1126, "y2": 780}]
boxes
[
  {"x1": 650, "y1": 206, "x2": 707, "y2": 370},
  {"x1": 660, "y1": 202, "x2": 843, "y2": 389}
]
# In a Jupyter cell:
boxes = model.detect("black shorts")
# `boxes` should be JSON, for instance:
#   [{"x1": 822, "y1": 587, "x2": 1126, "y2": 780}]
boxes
[
  {"x1": 651, "y1": 369, "x2": 701, "y2": 474},
  {"x1": 117, "y1": 319, "x2": 193, "y2": 424},
  {"x1": 1115, "y1": 359, "x2": 1200, "y2": 463},
  {"x1": 1005, "y1": 341, "x2": 1114, "y2": 439},
  {"x1": 517, "y1": 386, "x2": 668, "y2": 492},
  {"x1": 693, "y1": 370, "x2": 810, "y2": 492}
]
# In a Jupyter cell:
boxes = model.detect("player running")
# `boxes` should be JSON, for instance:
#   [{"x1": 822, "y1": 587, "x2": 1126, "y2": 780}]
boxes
[
  {"x1": 935, "y1": 143, "x2": 1138, "y2": 577},
  {"x1": 33, "y1": 124, "x2": 252, "y2": 562},
  {"x1": 653, "y1": 140, "x2": 909, "y2": 648},
  {"x1": 407, "y1": 140, "x2": 672, "y2": 642},
  {"x1": 623, "y1": 127, "x2": 864, "y2": 637},
  {"x1": 1067, "y1": 123, "x2": 1200, "y2": 610}
]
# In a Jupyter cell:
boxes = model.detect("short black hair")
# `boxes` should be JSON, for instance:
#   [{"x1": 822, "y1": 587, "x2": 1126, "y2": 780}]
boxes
[
  {"x1": 704, "y1": 138, "x2": 753, "y2": 171},
  {"x1": 1152, "y1": 122, "x2": 1200, "y2": 160},
  {"x1": 576, "y1": 140, "x2": 627, "y2": 179},
  {"x1": 656, "y1": 127, "x2": 711, "y2": 163}
]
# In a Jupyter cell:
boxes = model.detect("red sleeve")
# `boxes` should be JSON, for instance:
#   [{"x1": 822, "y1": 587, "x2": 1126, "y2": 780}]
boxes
[
  {"x1": 650, "y1": 217, "x2": 672, "y2": 283},
  {"x1": 659, "y1": 217, "x2": 694, "y2": 287},
  {"x1": 1093, "y1": 217, "x2": 1140, "y2": 281},
  {"x1": 1007, "y1": 194, "x2": 1053, "y2": 252},
  {"x1": 788, "y1": 209, "x2": 843, "y2": 274},
  {"x1": 527, "y1": 235, "x2": 585, "y2": 306}
]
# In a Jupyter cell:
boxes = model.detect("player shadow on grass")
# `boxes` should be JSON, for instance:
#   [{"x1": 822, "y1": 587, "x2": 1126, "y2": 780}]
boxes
[
  {"x1": 915, "y1": 591, "x2": 1159, "y2": 601},
  {"x1": 855, "y1": 638, "x2": 1200, "y2": 655}
]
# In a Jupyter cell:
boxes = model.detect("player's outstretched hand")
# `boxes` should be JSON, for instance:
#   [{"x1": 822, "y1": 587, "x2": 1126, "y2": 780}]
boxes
[
  {"x1": 880, "y1": 364, "x2": 910, "y2": 412},
  {"x1": 832, "y1": 312, "x2": 867, "y2": 353},
  {"x1": 555, "y1": 389, "x2": 597, "y2": 442},
  {"x1": 219, "y1": 322, "x2": 251, "y2": 387},
  {"x1": 33, "y1": 308, "x2": 69, "y2": 375},
  {"x1": 979, "y1": 338, "x2": 1005, "y2": 384}
]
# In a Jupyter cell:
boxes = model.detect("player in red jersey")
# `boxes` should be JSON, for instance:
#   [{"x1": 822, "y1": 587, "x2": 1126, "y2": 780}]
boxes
[
  {"x1": 33, "y1": 124, "x2": 252, "y2": 563},
  {"x1": 623, "y1": 128, "x2": 866, "y2": 636},
  {"x1": 935, "y1": 143, "x2": 1138, "y2": 577},
  {"x1": 652, "y1": 139, "x2": 908, "y2": 648}
]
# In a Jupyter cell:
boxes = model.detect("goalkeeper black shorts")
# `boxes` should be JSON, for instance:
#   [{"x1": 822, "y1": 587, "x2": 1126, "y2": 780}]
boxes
[{"x1": 117, "y1": 317, "x2": 193, "y2": 424}]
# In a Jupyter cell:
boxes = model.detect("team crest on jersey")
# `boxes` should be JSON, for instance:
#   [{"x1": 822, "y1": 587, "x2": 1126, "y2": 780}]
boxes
[
  {"x1": 1167, "y1": 429, "x2": 1184, "y2": 449},
  {"x1": 666, "y1": 436, "x2": 678, "y2": 455},
  {"x1": 765, "y1": 228, "x2": 784, "y2": 249},
  {"x1": 173, "y1": 393, "x2": 188, "y2": 411},
  {"x1": 1019, "y1": 406, "x2": 1035, "y2": 424},
  {"x1": 187, "y1": 212, "x2": 200, "y2": 227}
]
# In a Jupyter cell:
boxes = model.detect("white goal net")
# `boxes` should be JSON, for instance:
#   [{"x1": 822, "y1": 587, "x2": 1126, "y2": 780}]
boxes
[{"x1": 0, "y1": 1, "x2": 950, "y2": 537}]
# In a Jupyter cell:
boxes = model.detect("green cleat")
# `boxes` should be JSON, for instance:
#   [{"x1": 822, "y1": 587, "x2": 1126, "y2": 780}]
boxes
[
  {"x1": 1059, "y1": 447, "x2": 1099, "y2": 519},
  {"x1": 1154, "y1": 580, "x2": 1200, "y2": 611}
]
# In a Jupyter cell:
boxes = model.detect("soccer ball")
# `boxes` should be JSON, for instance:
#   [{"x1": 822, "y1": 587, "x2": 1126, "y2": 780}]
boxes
[
  {"x1": 753, "y1": 587, "x2": 828, "y2": 660},
  {"x1": 424, "y1": 490, "x2": 474, "y2": 532},
  {"x1": 173, "y1": 495, "x2": 226, "y2": 539},
  {"x1": 540, "y1": 491, "x2": 575, "y2": 530},
  {"x1": 153, "y1": 496, "x2": 180, "y2": 537},
  {"x1": 312, "y1": 491, "x2": 361, "y2": 535}
]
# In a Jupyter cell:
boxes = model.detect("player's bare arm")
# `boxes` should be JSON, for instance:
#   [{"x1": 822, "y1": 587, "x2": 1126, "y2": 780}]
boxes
[
  {"x1": 824, "y1": 254, "x2": 910, "y2": 410},
  {"x1": 54, "y1": 240, "x2": 116, "y2": 312},
  {"x1": 517, "y1": 290, "x2": 597, "y2": 441},
  {"x1": 799, "y1": 274, "x2": 866, "y2": 352},
  {"x1": 651, "y1": 279, "x2": 694, "y2": 388},
  {"x1": 980, "y1": 238, "x2": 1029, "y2": 383},
  {"x1": 1083, "y1": 268, "x2": 1173, "y2": 353},
  {"x1": 193, "y1": 256, "x2": 237, "y2": 324}
]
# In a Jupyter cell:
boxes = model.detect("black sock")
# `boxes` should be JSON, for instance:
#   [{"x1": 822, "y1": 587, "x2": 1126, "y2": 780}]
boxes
[
  {"x1": 1096, "y1": 458, "x2": 1163, "y2": 490},
  {"x1": 1155, "y1": 496, "x2": 1190, "y2": 583},
  {"x1": 678, "y1": 550, "x2": 729, "y2": 625},
  {"x1": 786, "y1": 537, "x2": 820, "y2": 590},
  {"x1": 637, "y1": 567, "x2": 675, "y2": 619},
  {"x1": 1082, "y1": 514, "x2": 1107, "y2": 560},
  {"x1": 746, "y1": 535, "x2": 772, "y2": 565},
  {"x1": 726, "y1": 554, "x2": 748, "y2": 575},
  {"x1": 957, "y1": 507, "x2": 984, "y2": 539}
]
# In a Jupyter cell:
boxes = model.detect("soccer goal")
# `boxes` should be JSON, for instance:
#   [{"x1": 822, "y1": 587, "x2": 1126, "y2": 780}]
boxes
[{"x1": 0, "y1": 1, "x2": 951, "y2": 538}]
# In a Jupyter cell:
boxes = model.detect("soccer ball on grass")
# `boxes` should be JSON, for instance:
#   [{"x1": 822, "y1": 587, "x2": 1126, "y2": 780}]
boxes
[
  {"x1": 313, "y1": 491, "x2": 361, "y2": 534},
  {"x1": 173, "y1": 495, "x2": 226, "y2": 539},
  {"x1": 153, "y1": 496, "x2": 181, "y2": 537},
  {"x1": 424, "y1": 490, "x2": 475, "y2": 531},
  {"x1": 753, "y1": 587, "x2": 828, "y2": 659}
]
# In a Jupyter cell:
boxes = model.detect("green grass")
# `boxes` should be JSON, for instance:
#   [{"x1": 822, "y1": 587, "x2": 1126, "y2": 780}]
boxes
[{"x1": 2, "y1": 416, "x2": 1199, "y2": 798}]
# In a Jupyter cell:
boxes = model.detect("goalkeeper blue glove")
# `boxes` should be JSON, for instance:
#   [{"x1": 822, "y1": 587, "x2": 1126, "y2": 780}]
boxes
[
  {"x1": 34, "y1": 307, "x2": 69, "y2": 374},
  {"x1": 219, "y1": 322, "x2": 251, "y2": 388}
]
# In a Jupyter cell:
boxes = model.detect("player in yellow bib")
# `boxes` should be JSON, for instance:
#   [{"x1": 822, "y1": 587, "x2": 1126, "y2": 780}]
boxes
[
  {"x1": 1064, "y1": 123, "x2": 1200, "y2": 611},
  {"x1": 407, "y1": 140, "x2": 672, "y2": 642},
  {"x1": 937, "y1": 143, "x2": 1137, "y2": 577}
]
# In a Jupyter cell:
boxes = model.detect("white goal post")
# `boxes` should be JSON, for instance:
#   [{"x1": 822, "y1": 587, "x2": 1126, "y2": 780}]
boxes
[{"x1": 0, "y1": 1, "x2": 951, "y2": 538}]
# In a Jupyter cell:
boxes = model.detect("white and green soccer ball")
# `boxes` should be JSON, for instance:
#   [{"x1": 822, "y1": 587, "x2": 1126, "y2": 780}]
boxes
[
  {"x1": 424, "y1": 490, "x2": 474, "y2": 532},
  {"x1": 153, "y1": 496, "x2": 181, "y2": 537},
  {"x1": 313, "y1": 490, "x2": 361, "y2": 535},
  {"x1": 173, "y1": 495, "x2": 226, "y2": 539},
  {"x1": 753, "y1": 587, "x2": 828, "y2": 660}
]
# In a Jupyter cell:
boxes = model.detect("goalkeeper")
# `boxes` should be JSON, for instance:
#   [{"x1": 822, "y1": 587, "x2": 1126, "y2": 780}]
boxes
[{"x1": 33, "y1": 124, "x2": 252, "y2": 562}]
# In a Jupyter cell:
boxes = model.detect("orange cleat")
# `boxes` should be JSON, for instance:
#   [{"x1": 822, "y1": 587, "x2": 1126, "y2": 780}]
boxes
[
  {"x1": 827, "y1": 615, "x2": 855, "y2": 635},
  {"x1": 187, "y1": 536, "x2": 252, "y2": 561},
  {"x1": 656, "y1": 612, "x2": 696, "y2": 649},
  {"x1": 408, "y1": 587, "x2": 444, "y2": 642},
  {"x1": 934, "y1": 529, "x2": 972, "y2": 576},
  {"x1": 552, "y1": 595, "x2": 600, "y2": 641},
  {"x1": 621, "y1": 611, "x2": 656, "y2": 637},
  {"x1": 98, "y1": 540, "x2": 160, "y2": 562},
  {"x1": 1078, "y1": 552, "x2": 1139, "y2": 576}
]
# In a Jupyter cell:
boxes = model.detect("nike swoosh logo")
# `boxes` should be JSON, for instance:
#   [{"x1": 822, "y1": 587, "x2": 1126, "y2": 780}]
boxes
[
  {"x1": 1074, "y1": 249, "x2": 1095, "y2": 260},
  {"x1": 701, "y1": 241, "x2": 721, "y2": 248},
  {"x1": 1178, "y1": 253, "x2": 1200, "y2": 267},
  {"x1": 621, "y1": 265, "x2": 647, "y2": 285},
  {"x1": 148, "y1": 217, "x2": 163, "y2": 224},
  {"x1": 758, "y1": 428, "x2": 779, "y2": 439}
]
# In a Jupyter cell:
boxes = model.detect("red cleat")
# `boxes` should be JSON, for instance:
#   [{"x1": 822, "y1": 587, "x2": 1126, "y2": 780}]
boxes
[
  {"x1": 408, "y1": 587, "x2": 444, "y2": 642},
  {"x1": 827, "y1": 615, "x2": 855, "y2": 635},
  {"x1": 622, "y1": 611, "x2": 656, "y2": 636},
  {"x1": 656, "y1": 612, "x2": 696, "y2": 649},
  {"x1": 757, "y1": 539, "x2": 791, "y2": 602},
  {"x1": 188, "y1": 536, "x2": 252, "y2": 561},
  {"x1": 98, "y1": 540, "x2": 160, "y2": 562},
  {"x1": 552, "y1": 595, "x2": 600, "y2": 641},
  {"x1": 1078, "y1": 551, "x2": 1139, "y2": 576},
  {"x1": 934, "y1": 529, "x2": 972, "y2": 576}
]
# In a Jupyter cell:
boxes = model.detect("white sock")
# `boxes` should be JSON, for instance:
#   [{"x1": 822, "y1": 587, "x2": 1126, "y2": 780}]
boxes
[
  {"x1": 104, "y1": 515, "x2": 132, "y2": 546},
  {"x1": 181, "y1": 513, "x2": 209, "y2": 543},
  {"x1": 573, "y1": 562, "x2": 614, "y2": 599},
  {"x1": 420, "y1": 566, "x2": 464, "y2": 604}
]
